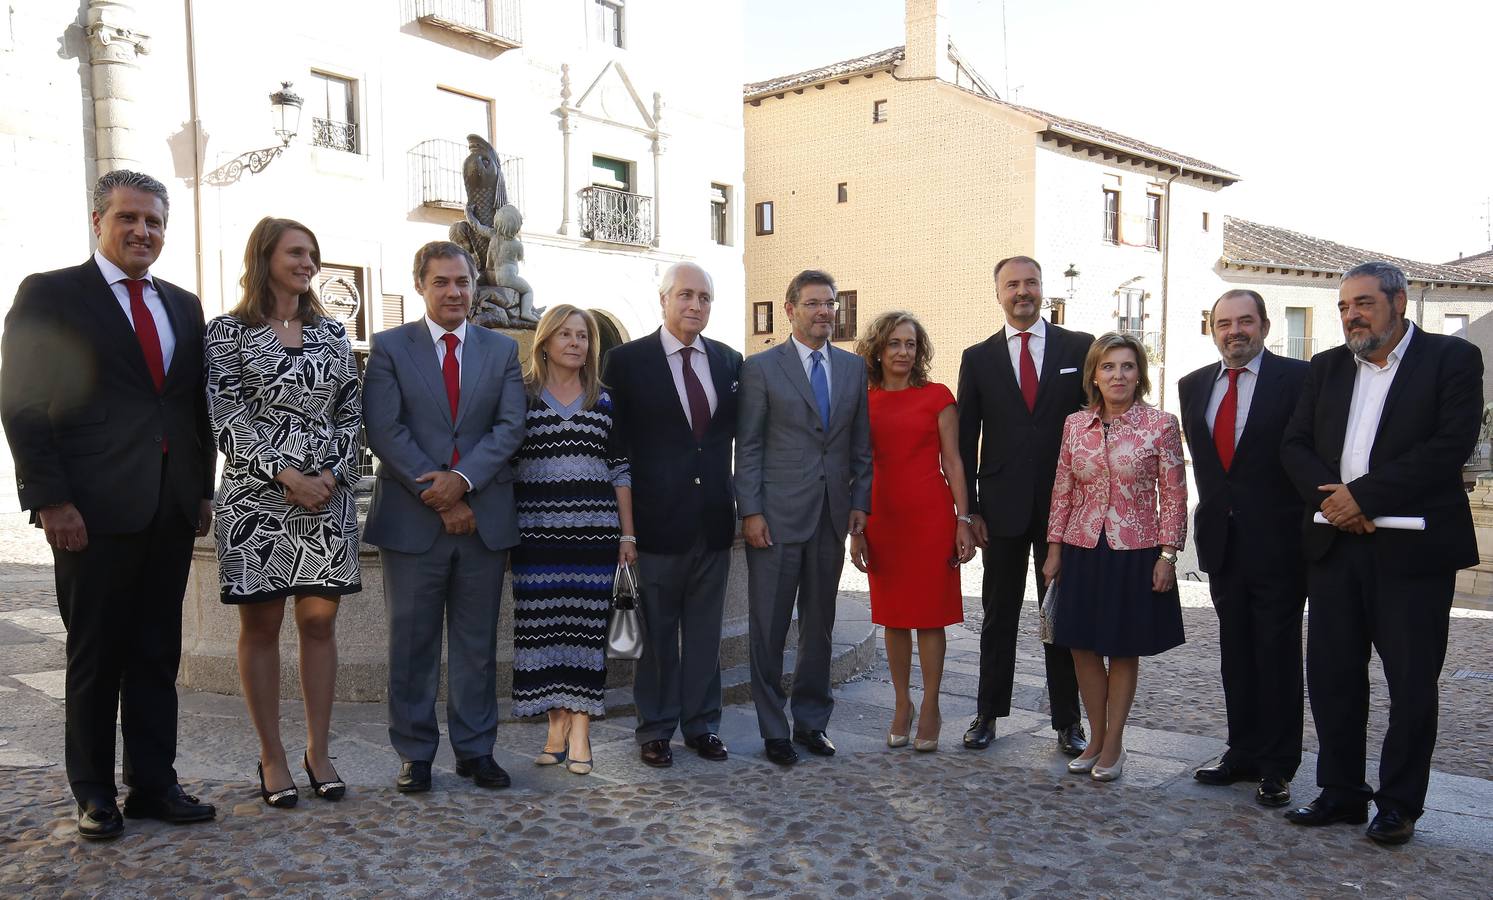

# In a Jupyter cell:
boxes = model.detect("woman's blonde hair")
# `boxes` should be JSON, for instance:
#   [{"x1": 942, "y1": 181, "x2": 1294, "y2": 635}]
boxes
[
  {"x1": 855, "y1": 310, "x2": 932, "y2": 387},
  {"x1": 1082, "y1": 331, "x2": 1151, "y2": 407},
  {"x1": 230, "y1": 217, "x2": 329, "y2": 326},
  {"x1": 526, "y1": 304, "x2": 603, "y2": 409}
]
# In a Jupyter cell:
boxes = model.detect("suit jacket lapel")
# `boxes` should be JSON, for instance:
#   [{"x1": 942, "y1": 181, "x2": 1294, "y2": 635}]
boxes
[
  {"x1": 1372, "y1": 328, "x2": 1424, "y2": 445},
  {"x1": 1322, "y1": 350, "x2": 1357, "y2": 461},
  {"x1": 453, "y1": 328, "x2": 489, "y2": 431},
  {"x1": 773, "y1": 341, "x2": 820, "y2": 418},
  {"x1": 1185, "y1": 363, "x2": 1225, "y2": 472},
  {"x1": 406, "y1": 322, "x2": 454, "y2": 426},
  {"x1": 987, "y1": 329, "x2": 1027, "y2": 415},
  {"x1": 647, "y1": 330, "x2": 693, "y2": 437},
  {"x1": 1231, "y1": 353, "x2": 1277, "y2": 463},
  {"x1": 829, "y1": 346, "x2": 859, "y2": 427},
  {"x1": 703, "y1": 336, "x2": 734, "y2": 432},
  {"x1": 1032, "y1": 324, "x2": 1065, "y2": 417}
]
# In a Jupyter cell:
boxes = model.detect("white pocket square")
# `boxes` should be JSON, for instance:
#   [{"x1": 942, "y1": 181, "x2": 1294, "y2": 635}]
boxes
[{"x1": 1059, "y1": 367, "x2": 1078, "y2": 374}]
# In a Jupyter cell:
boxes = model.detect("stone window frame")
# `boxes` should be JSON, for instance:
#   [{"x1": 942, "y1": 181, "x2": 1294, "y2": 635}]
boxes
[
  {"x1": 755, "y1": 201, "x2": 774, "y2": 236},
  {"x1": 752, "y1": 301, "x2": 774, "y2": 335}
]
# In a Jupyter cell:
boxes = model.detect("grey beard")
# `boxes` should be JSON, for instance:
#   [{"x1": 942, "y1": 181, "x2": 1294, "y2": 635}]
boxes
[{"x1": 1347, "y1": 320, "x2": 1399, "y2": 358}]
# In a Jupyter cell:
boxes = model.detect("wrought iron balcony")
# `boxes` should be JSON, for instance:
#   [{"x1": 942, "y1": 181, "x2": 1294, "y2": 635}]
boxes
[
  {"x1": 407, "y1": 138, "x2": 523, "y2": 213},
  {"x1": 311, "y1": 118, "x2": 357, "y2": 153},
  {"x1": 404, "y1": 0, "x2": 522, "y2": 48},
  {"x1": 579, "y1": 186, "x2": 654, "y2": 247},
  {"x1": 1275, "y1": 336, "x2": 1316, "y2": 361}
]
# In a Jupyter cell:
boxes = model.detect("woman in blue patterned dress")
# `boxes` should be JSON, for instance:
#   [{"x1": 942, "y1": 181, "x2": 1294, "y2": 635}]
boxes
[
  {"x1": 205, "y1": 217, "x2": 361, "y2": 807},
  {"x1": 511, "y1": 304, "x2": 635, "y2": 776}
]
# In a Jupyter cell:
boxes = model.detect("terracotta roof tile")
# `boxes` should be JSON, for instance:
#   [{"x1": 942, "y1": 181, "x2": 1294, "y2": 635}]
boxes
[
  {"x1": 1444, "y1": 248, "x2": 1493, "y2": 275},
  {"x1": 1224, "y1": 217, "x2": 1493, "y2": 285},
  {"x1": 744, "y1": 47, "x2": 903, "y2": 97}
]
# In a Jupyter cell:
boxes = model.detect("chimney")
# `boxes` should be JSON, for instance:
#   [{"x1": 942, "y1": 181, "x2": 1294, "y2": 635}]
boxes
[{"x1": 903, "y1": 0, "x2": 953, "y2": 81}]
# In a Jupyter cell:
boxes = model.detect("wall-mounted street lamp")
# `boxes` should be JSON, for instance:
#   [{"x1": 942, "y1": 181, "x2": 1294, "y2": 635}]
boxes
[
  {"x1": 203, "y1": 81, "x2": 304, "y2": 186},
  {"x1": 1044, "y1": 263, "x2": 1079, "y2": 325}
]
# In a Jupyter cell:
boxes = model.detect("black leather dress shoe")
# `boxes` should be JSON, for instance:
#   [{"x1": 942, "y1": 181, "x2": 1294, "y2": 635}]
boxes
[
  {"x1": 1056, "y1": 724, "x2": 1088, "y2": 757},
  {"x1": 963, "y1": 715, "x2": 995, "y2": 750},
  {"x1": 76, "y1": 798, "x2": 124, "y2": 840},
  {"x1": 792, "y1": 730, "x2": 836, "y2": 757},
  {"x1": 764, "y1": 738, "x2": 799, "y2": 766},
  {"x1": 455, "y1": 755, "x2": 511, "y2": 789},
  {"x1": 1194, "y1": 759, "x2": 1261, "y2": 785},
  {"x1": 1256, "y1": 777, "x2": 1291, "y2": 808},
  {"x1": 1366, "y1": 809, "x2": 1416, "y2": 845},
  {"x1": 122, "y1": 784, "x2": 215, "y2": 824},
  {"x1": 1284, "y1": 796, "x2": 1368, "y2": 827},
  {"x1": 640, "y1": 739, "x2": 674, "y2": 768},
  {"x1": 684, "y1": 733, "x2": 728, "y2": 761},
  {"x1": 396, "y1": 760, "x2": 432, "y2": 793}
]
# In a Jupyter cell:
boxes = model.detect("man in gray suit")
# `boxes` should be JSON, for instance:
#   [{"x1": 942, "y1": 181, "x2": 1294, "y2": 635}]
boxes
[
  {"x1": 363, "y1": 241, "x2": 526, "y2": 793},
  {"x1": 736, "y1": 269, "x2": 873, "y2": 765}
]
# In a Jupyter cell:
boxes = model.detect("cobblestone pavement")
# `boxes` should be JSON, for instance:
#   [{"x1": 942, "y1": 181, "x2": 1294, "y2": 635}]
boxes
[{"x1": 1, "y1": 511, "x2": 1491, "y2": 897}]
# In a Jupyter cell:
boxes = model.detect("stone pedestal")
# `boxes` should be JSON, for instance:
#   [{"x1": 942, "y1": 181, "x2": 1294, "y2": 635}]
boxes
[
  {"x1": 1457, "y1": 472, "x2": 1493, "y2": 596},
  {"x1": 178, "y1": 524, "x2": 754, "y2": 704}
]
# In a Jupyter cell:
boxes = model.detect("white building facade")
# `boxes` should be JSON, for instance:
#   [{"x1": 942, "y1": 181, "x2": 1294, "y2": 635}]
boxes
[{"x1": 0, "y1": 0, "x2": 747, "y2": 502}]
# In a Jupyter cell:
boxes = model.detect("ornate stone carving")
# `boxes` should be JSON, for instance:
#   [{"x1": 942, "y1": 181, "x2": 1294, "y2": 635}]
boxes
[{"x1": 448, "y1": 134, "x2": 539, "y2": 329}]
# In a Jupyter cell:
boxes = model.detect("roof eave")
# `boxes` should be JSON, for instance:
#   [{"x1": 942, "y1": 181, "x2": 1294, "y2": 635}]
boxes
[
  {"x1": 743, "y1": 58, "x2": 902, "y2": 102},
  {"x1": 1221, "y1": 258, "x2": 1493, "y2": 288},
  {"x1": 1043, "y1": 124, "x2": 1239, "y2": 182}
]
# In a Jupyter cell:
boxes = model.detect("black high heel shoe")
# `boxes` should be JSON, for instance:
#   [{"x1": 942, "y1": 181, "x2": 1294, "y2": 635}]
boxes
[
  {"x1": 258, "y1": 761, "x2": 299, "y2": 808},
  {"x1": 303, "y1": 753, "x2": 346, "y2": 801}
]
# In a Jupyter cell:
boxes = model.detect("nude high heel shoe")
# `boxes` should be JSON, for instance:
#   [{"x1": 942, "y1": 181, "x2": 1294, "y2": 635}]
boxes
[
  {"x1": 887, "y1": 702, "x2": 917, "y2": 748},
  {"x1": 1091, "y1": 749, "x2": 1127, "y2": 782}
]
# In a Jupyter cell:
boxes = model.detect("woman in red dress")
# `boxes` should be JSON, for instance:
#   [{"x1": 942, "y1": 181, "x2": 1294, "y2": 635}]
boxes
[{"x1": 851, "y1": 312, "x2": 976, "y2": 752}]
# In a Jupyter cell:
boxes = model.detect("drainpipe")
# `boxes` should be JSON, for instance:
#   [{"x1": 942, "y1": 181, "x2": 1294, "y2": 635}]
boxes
[
  {"x1": 1417, "y1": 283, "x2": 1428, "y2": 327},
  {"x1": 86, "y1": 0, "x2": 150, "y2": 174},
  {"x1": 184, "y1": 0, "x2": 204, "y2": 299},
  {"x1": 1157, "y1": 166, "x2": 1183, "y2": 411}
]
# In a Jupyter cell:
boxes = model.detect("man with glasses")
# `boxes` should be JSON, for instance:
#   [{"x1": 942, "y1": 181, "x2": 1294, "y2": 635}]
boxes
[{"x1": 736, "y1": 269, "x2": 872, "y2": 766}]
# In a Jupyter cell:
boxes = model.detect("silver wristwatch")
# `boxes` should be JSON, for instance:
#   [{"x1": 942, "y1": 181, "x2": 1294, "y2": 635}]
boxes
[{"x1": 1159, "y1": 549, "x2": 1178, "y2": 565}]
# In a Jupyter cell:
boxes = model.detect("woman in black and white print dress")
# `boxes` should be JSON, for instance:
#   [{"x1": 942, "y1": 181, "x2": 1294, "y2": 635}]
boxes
[{"x1": 205, "y1": 217, "x2": 361, "y2": 807}]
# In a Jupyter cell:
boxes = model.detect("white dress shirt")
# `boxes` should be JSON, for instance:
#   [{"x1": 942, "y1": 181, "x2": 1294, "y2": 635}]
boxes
[
  {"x1": 94, "y1": 249, "x2": 176, "y2": 371},
  {"x1": 789, "y1": 334, "x2": 831, "y2": 397},
  {"x1": 659, "y1": 327, "x2": 718, "y2": 428},
  {"x1": 1204, "y1": 349, "x2": 1263, "y2": 448},
  {"x1": 1341, "y1": 322, "x2": 1415, "y2": 483},
  {"x1": 1003, "y1": 317, "x2": 1047, "y2": 391},
  {"x1": 425, "y1": 315, "x2": 469, "y2": 387}
]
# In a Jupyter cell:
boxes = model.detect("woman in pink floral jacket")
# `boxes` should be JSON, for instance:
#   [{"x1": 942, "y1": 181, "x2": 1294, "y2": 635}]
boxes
[{"x1": 1041, "y1": 331, "x2": 1186, "y2": 782}]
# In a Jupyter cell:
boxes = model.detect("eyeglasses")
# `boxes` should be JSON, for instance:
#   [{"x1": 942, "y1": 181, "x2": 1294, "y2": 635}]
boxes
[{"x1": 795, "y1": 300, "x2": 838, "y2": 311}]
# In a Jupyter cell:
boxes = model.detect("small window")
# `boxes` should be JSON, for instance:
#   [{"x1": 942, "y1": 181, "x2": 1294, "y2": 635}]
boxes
[
  {"x1": 755, "y1": 201, "x2": 774, "y2": 236},
  {"x1": 317, "y1": 264, "x2": 368, "y2": 342},
  {"x1": 710, "y1": 183, "x2": 730, "y2": 246},
  {"x1": 382, "y1": 293, "x2": 405, "y2": 331},
  {"x1": 435, "y1": 86, "x2": 494, "y2": 144},
  {"x1": 752, "y1": 301, "x2": 774, "y2": 335},
  {"x1": 1102, "y1": 189, "x2": 1119, "y2": 244},
  {"x1": 1145, "y1": 194, "x2": 1162, "y2": 249},
  {"x1": 872, "y1": 100, "x2": 888, "y2": 123},
  {"x1": 308, "y1": 71, "x2": 358, "y2": 153},
  {"x1": 1202, "y1": 211, "x2": 1211, "y2": 232},
  {"x1": 594, "y1": 0, "x2": 624, "y2": 48},
  {"x1": 591, "y1": 155, "x2": 631, "y2": 192},
  {"x1": 1050, "y1": 301, "x2": 1065, "y2": 326},
  {"x1": 1200, "y1": 309, "x2": 1212, "y2": 336},
  {"x1": 1445, "y1": 314, "x2": 1470, "y2": 340},
  {"x1": 833, "y1": 290, "x2": 858, "y2": 342},
  {"x1": 836, "y1": 182, "x2": 848, "y2": 204}
]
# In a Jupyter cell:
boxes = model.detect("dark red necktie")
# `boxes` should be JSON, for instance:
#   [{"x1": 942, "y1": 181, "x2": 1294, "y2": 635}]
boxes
[
  {"x1": 125, "y1": 279, "x2": 165, "y2": 392},
  {"x1": 442, "y1": 333, "x2": 461, "y2": 465},
  {"x1": 1214, "y1": 367, "x2": 1241, "y2": 471},
  {"x1": 680, "y1": 346, "x2": 711, "y2": 443},
  {"x1": 1018, "y1": 331, "x2": 1038, "y2": 413}
]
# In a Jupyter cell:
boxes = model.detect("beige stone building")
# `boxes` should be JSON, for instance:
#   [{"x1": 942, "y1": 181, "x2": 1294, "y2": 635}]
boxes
[
  {"x1": 743, "y1": 0, "x2": 1238, "y2": 409},
  {"x1": 0, "y1": 0, "x2": 747, "y2": 504}
]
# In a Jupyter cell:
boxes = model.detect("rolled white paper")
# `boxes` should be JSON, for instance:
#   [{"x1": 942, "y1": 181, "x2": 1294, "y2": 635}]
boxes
[{"x1": 1312, "y1": 513, "x2": 1426, "y2": 530}]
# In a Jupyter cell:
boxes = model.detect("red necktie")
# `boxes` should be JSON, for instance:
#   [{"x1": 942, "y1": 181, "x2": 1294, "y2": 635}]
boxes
[
  {"x1": 1018, "y1": 331, "x2": 1038, "y2": 413},
  {"x1": 680, "y1": 346, "x2": 711, "y2": 443},
  {"x1": 442, "y1": 333, "x2": 461, "y2": 465},
  {"x1": 1214, "y1": 367, "x2": 1241, "y2": 471},
  {"x1": 125, "y1": 279, "x2": 165, "y2": 392}
]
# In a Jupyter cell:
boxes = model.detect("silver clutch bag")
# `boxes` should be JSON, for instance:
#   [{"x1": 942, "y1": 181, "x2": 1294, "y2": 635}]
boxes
[
  {"x1": 606, "y1": 561, "x2": 644, "y2": 660},
  {"x1": 1039, "y1": 578, "x2": 1059, "y2": 645}
]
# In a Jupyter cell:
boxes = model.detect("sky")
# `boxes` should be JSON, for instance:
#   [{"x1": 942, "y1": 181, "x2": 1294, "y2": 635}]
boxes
[{"x1": 743, "y1": 0, "x2": 1493, "y2": 265}]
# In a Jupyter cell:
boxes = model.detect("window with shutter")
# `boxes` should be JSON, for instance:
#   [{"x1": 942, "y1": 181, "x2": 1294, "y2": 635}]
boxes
[
  {"x1": 382, "y1": 293, "x2": 405, "y2": 331},
  {"x1": 317, "y1": 264, "x2": 368, "y2": 342}
]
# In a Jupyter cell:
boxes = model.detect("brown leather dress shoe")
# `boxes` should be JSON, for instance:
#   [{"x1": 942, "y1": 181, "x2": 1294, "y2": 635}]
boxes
[
  {"x1": 684, "y1": 733, "x2": 729, "y2": 761},
  {"x1": 640, "y1": 739, "x2": 673, "y2": 768}
]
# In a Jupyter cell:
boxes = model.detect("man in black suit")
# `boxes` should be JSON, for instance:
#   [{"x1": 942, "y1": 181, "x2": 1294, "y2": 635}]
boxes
[
  {"x1": 1280, "y1": 261, "x2": 1481, "y2": 845},
  {"x1": 1, "y1": 170, "x2": 217, "y2": 838},
  {"x1": 603, "y1": 262, "x2": 742, "y2": 768},
  {"x1": 1178, "y1": 290, "x2": 1309, "y2": 808},
  {"x1": 957, "y1": 255, "x2": 1092, "y2": 754},
  {"x1": 603, "y1": 261, "x2": 743, "y2": 770}
]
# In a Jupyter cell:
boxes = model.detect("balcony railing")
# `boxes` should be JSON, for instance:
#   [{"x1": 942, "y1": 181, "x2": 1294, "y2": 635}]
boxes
[
  {"x1": 404, "y1": 0, "x2": 522, "y2": 48},
  {"x1": 579, "y1": 186, "x2": 654, "y2": 247},
  {"x1": 1274, "y1": 336, "x2": 1316, "y2": 361},
  {"x1": 312, "y1": 118, "x2": 357, "y2": 153},
  {"x1": 407, "y1": 138, "x2": 523, "y2": 214}
]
